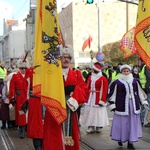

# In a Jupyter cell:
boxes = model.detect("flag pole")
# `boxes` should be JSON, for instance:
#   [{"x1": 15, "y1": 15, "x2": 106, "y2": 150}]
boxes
[{"x1": 60, "y1": 28, "x2": 65, "y2": 47}]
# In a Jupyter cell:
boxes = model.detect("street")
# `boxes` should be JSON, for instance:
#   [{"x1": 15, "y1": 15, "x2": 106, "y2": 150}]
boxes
[{"x1": 0, "y1": 107, "x2": 150, "y2": 150}]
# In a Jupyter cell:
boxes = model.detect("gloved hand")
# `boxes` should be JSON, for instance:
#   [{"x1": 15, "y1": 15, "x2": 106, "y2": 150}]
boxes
[
  {"x1": 11, "y1": 98, "x2": 16, "y2": 105},
  {"x1": 111, "y1": 108, "x2": 116, "y2": 112},
  {"x1": 21, "y1": 100, "x2": 28, "y2": 113},
  {"x1": 143, "y1": 104, "x2": 149, "y2": 110}
]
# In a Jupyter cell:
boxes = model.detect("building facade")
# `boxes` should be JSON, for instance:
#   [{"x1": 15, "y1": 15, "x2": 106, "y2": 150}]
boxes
[
  {"x1": 59, "y1": 1, "x2": 138, "y2": 67},
  {"x1": 0, "y1": 0, "x2": 138, "y2": 68}
]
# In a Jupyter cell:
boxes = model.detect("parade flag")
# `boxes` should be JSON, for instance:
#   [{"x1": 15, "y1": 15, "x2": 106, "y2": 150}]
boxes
[
  {"x1": 82, "y1": 34, "x2": 93, "y2": 51},
  {"x1": 32, "y1": 0, "x2": 42, "y2": 96},
  {"x1": 134, "y1": 0, "x2": 150, "y2": 69},
  {"x1": 33, "y1": 0, "x2": 67, "y2": 124},
  {"x1": 120, "y1": 27, "x2": 137, "y2": 59}
]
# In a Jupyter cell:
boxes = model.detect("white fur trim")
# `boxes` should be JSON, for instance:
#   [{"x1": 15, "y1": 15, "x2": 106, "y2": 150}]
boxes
[
  {"x1": 67, "y1": 97, "x2": 79, "y2": 112},
  {"x1": 109, "y1": 84, "x2": 117, "y2": 103},
  {"x1": 120, "y1": 64, "x2": 131, "y2": 72},
  {"x1": 99, "y1": 101, "x2": 107, "y2": 106},
  {"x1": 109, "y1": 104, "x2": 116, "y2": 110},
  {"x1": 92, "y1": 65, "x2": 101, "y2": 72},
  {"x1": 59, "y1": 45, "x2": 73, "y2": 58},
  {"x1": 17, "y1": 59, "x2": 27, "y2": 68}
]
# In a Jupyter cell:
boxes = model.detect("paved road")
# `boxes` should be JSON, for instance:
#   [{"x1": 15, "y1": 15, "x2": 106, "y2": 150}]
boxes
[
  {"x1": 0, "y1": 107, "x2": 150, "y2": 150},
  {"x1": 80, "y1": 107, "x2": 150, "y2": 150}
]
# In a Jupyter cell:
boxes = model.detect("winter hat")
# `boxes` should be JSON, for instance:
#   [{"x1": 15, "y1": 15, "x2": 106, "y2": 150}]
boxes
[
  {"x1": 17, "y1": 59, "x2": 27, "y2": 68},
  {"x1": 59, "y1": 45, "x2": 74, "y2": 58},
  {"x1": 92, "y1": 62, "x2": 103, "y2": 72},
  {"x1": 120, "y1": 64, "x2": 132, "y2": 72}
]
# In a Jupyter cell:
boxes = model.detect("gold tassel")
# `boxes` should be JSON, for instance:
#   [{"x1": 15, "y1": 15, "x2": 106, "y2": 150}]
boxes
[{"x1": 64, "y1": 136, "x2": 74, "y2": 146}]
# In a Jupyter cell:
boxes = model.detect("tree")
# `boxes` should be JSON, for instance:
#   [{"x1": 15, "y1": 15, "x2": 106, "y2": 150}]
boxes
[{"x1": 102, "y1": 41, "x2": 139, "y2": 66}]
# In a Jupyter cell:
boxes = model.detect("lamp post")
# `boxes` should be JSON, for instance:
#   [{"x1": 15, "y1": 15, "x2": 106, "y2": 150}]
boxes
[{"x1": 95, "y1": 0, "x2": 106, "y2": 62}]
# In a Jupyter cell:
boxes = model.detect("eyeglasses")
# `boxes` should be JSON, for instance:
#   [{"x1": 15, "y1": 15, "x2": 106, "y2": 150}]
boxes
[
  {"x1": 61, "y1": 56, "x2": 71, "y2": 60},
  {"x1": 20, "y1": 67, "x2": 27, "y2": 70}
]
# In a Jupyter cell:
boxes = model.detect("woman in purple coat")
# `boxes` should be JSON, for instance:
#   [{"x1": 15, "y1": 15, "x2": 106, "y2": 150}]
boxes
[{"x1": 108, "y1": 64, "x2": 148, "y2": 149}]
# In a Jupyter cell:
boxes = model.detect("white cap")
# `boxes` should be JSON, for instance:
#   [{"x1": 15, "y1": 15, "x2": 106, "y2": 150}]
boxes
[
  {"x1": 92, "y1": 63, "x2": 103, "y2": 72},
  {"x1": 17, "y1": 59, "x2": 27, "y2": 68},
  {"x1": 120, "y1": 64, "x2": 132, "y2": 72},
  {"x1": 59, "y1": 45, "x2": 74, "y2": 58}
]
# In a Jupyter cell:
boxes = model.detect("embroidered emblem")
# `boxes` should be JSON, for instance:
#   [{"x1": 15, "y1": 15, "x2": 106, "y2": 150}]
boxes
[{"x1": 42, "y1": 0, "x2": 61, "y2": 67}]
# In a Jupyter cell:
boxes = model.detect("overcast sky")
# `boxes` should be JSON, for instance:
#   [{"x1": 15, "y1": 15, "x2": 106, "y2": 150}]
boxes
[{"x1": 0, "y1": 0, "x2": 73, "y2": 35}]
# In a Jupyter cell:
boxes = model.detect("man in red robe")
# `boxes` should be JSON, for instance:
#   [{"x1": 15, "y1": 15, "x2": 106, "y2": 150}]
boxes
[
  {"x1": 26, "y1": 67, "x2": 43, "y2": 150},
  {"x1": 43, "y1": 45, "x2": 89, "y2": 150},
  {"x1": 61, "y1": 45, "x2": 89, "y2": 150},
  {"x1": 9, "y1": 59, "x2": 29, "y2": 138}
]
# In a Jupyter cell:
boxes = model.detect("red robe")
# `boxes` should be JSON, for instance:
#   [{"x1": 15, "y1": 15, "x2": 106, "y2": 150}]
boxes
[
  {"x1": 86, "y1": 74, "x2": 108, "y2": 105},
  {"x1": 27, "y1": 96, "x2": 43, "y2": 138},
  {"x1": 64, "y1": 69, "x2": 89, "y2": 150},
  {"x1": 9, "y1": 72, "x2": 29, "y2": 126},
  {"x1": 26, "y1": 68, "x2": 43, "y2": 139},
  {"x1": 43, "y1": 110, "x2": 63, "y2": 150},
  {"x1": 43, "y1": 68, "x2": 89, "y2": 150}
]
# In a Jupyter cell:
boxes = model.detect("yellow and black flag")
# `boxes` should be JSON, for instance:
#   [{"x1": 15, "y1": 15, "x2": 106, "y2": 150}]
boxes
[
  {"x1": 134, "y1": 0, "x2": 150, "y2": 68},
  {"x1": 33, "y1": 0, "x2": 67, "y2": 125}
]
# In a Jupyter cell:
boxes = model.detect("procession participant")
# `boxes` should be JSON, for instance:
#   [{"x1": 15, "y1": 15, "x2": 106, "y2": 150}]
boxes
[
  {"x1": 26, "y1": 66, "x2": 43, "y2": 150},
  {"x1": 108, "y1": 64, "x2": 148, "y2": 149},
  {"x1": 9, "y1": 59, "x2": 30, "y2": 139},
  {"x1": 0, "y1": 78, "x2": 10, "y2": 129},
  {"x1": 0, "y1": 61, "x2": 7, "y2": 92},
  {"x1": 42, "y1": 45, "x2": 89, "y2": 150},
  {"x1": 81, "y1": 62, "x2": 109, "y2": 133},
  {"x1": 138, "y1": 58, "x2": 150, "y2": 127},
  {"x1": 0, "y1": 61, "x2": 7, "y2": 80},
  {"x1": 6, "y1": 68, "x2": 19, "y2": 129},
  {"x1": 61, "y1": 45, "x2": 89, "y2": 149}
]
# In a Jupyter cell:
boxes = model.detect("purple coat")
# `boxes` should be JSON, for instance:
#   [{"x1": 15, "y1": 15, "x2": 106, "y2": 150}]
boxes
[{"x1": 108, "y1": 78, "x2": 146, "y2": 115}]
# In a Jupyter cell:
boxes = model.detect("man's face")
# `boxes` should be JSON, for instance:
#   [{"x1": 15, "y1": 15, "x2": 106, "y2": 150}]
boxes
[
  {"x1": 19, "y1": 67, "x2": 27, "y2": 74},
  {"x1": 61, "y1": 54, "x2": 71, "y2": 69}
]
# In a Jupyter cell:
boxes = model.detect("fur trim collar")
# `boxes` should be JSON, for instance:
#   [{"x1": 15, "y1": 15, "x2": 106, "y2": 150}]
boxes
[{"x1": 119, "y1": 73, "x2": 133, "y2": 83}]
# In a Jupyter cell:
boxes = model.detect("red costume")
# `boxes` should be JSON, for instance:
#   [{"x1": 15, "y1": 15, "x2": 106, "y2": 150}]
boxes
[
  {"x1": 63, "y1": 68, "x2": 89, "y2": 150},
  {"x1": 9, "y1": 72, "x2": 29, "y2": 126},
  {"x1": 26, "y1": 68, "x2": 43, "y2": 139},
  {"x1": 86, "y1": 75, "x2": 108, "y2": 105},
  {"x1": 43, "y1": 68, "x2": 89, "y2": 150}
]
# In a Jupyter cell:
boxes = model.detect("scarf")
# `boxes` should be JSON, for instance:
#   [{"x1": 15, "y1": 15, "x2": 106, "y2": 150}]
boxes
[{"x1": 119, "y1": 73, "x2": 133, "y2": 84}]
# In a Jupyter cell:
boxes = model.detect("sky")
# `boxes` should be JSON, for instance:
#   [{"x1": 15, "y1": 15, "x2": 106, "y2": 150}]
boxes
[{"x1": 0, "y1": 0, "x2": 73, "y2": 36}]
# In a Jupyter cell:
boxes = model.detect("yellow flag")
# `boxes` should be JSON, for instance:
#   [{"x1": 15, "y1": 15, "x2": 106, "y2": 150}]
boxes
[
  {"x1": 33, "y1": 0, "x2": 67, "y2": 124},
  {"x1": 120, "y1": 27, "x2": 137, "y2": 59},
  {"x1": 33, "y1": 0, "x2": 42, "y2": 96},
  {"x1": 134, "y1": 0, "x2": 150, "y2": 68}
]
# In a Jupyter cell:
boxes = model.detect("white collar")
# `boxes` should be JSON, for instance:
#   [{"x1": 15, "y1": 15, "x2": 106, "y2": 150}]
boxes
[
  {"x1": 91, "y1": 71, "x2": 102, "y2": 81},
  {"x1": 62, "y1": 68, "x2": 69, "y2": 81},
  {"x1": 119, "y1": 73, "x2": 133, "y2": 83}
]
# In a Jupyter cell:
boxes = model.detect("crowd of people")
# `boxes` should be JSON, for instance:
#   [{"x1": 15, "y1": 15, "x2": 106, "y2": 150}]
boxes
[{"x1": 0, "y1": 45, "x2": 149, "y2": 150}]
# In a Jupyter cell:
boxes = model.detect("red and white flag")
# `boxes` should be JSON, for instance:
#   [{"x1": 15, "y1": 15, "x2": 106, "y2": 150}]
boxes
[
  {"x1": 82, "y1": 34, "x2": 92, "y2": 51},
  {"x1": 120, "y1": 27, "x2": 137, "y2": 59}
]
